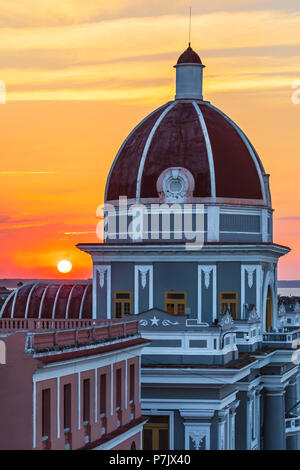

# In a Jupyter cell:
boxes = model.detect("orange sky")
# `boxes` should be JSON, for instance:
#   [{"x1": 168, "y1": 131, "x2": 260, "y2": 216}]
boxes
[{"x1": 0, "y1": 0, "x2": 300, "y2": 280}]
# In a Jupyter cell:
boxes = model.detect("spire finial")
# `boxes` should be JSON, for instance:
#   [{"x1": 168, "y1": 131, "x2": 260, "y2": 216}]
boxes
[{"x1": 189, "y1": 7, "x2": 192, "y2": 47}]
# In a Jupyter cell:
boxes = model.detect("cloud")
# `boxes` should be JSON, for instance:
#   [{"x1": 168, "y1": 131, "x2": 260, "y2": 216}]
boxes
[
  {"x1": 0, "y1": 215, "x2": 12, "y2": 223},
  {"x1": 0, "y1": 9, "x2": 299, "y2": 100},
  {"x1": 0, "y1": 220, "x2": 97, "y2": 234},
  {"x1": 0, "y1": 10, "x2": 300, "y2": 55},
  {"x1": 0, "y1": 171, "x2": 58, "y2": 174},
  {"x1": 1, "y1": 44, "x2": 300, "y2": 71},
  {"x1": 0, "y1": 49, "x2": 176, "y2": 70},
  {"x1": 7, "y1": 77, "x2": 171, "y2": 92},
  {"x1": 276, "y1": 216, "x2": 300, "y2": 220},
  {"x1": 0, "y1": 0, "x2": 299, "y2": 28},
  {"x1": 64, "y1": 231, "x2": 95, "y2": 235}
]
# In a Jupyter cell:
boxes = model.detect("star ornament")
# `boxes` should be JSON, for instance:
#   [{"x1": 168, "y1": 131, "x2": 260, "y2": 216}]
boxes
[{"x1": 150, "y1": 316, "x2": 160, "y2": 326}]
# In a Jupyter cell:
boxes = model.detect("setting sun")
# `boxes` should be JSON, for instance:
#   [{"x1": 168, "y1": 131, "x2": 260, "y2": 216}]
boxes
[{"x1": 57, "y1": 260, "x2": 72, "y2": 273}]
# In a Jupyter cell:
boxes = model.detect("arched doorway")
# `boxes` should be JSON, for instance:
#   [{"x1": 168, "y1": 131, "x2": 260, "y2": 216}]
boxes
[{"x1": 266, "y1": 285, "x2": 273, "y2": 331}]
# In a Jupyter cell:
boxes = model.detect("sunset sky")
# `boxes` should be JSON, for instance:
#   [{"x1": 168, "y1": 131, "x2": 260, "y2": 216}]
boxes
[{"x1": 0, "y1": 0, "x2": 300, "y2": 280}]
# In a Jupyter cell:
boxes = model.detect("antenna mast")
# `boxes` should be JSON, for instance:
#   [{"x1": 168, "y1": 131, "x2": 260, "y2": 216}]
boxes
[{"x1": 189, "y1": 7, "x2": 192, "y2": 47}]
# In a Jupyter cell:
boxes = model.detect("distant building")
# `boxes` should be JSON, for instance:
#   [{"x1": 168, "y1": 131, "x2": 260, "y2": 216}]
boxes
[
  {"x1": 0, "y1": 286, "x2": 11, "y2": 301},
  {"x1": 0, "y1": 287, "x2": 11, "y2": 311},
  {"x1": 278, "y1": 296, "x2": 300, "y2": 328}
]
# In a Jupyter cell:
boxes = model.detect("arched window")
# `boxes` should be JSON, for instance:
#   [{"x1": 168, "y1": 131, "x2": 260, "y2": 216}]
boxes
[{"x1": 130, "y1": 441, "x2": 136, "y2": 450}]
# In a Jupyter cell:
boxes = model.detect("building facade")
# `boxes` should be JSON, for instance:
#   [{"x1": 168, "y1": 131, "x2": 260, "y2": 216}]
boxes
[{"x1": 1, "y1": 45, "x2": 300, "y2": 451}]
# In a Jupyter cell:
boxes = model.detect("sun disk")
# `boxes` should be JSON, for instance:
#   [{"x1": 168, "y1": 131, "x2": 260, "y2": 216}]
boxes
[{"x1": 57, "y1": 260, "x2": 72, "y2": 273}]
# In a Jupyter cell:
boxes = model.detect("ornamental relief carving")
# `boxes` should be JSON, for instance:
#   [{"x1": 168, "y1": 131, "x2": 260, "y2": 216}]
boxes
[
  {"x1": 248, "y1": 306, "x2": 260, "y2": 323},
  {"x1": 156, "y1": 167, "x2": 195, "y2": 202},
  {"x1": 199, "y1": 266, "x2": 214, "y2": 289},
  {"x1": 97, "y1": 265, "x2": 109, "y2": 288},
  {"x1": 189, "y1": 430, "x2": 206, "y2": 450},
  {"x1": 136, "y1": 265, "x2": 151, "y2": 289},
  {"x1": 243, "y1": 265, "x2": 257, "y2": 289},
  {"x1": 246, "y1": 266, "x2": 256, "y2": 289},
  {"x1": 220, "y1": 311, "x2": 234, "y2": 329},
  {"x1": 139, "y1": 316, "x2": 179, "y2": 327},
  {"x1": 278, "y1": 303, "x2": 286, "y2": 316}
]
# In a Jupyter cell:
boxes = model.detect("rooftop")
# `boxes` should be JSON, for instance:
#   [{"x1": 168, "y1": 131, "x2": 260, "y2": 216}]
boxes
[{"x1": 176, "y1": 45, "x2": 203, "y2": 65}]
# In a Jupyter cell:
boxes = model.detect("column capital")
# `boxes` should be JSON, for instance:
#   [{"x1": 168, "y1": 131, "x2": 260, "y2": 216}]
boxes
[
  {"x1": 288, "y1": 375, "x2": 297, "y2": 386},
  {"x1": 247, "y1": 390, "x2": 255, "y2": 401},
  {"x1": 229, "y1": 400, "x2": 240, "y2": 414},
  {"x1": 217, "y1": 409, "x2": 228, "y2": 423},
  {"x1": 180, "y1": 409, "x2": 215, "y2": 421}
]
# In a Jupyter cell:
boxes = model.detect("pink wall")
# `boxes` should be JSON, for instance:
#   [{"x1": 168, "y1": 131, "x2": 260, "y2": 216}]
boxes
[
  {"x1": 0, "y1": 332, "x2": 37, "y2": 450},
  {"x1": 35, "y1": 357, "x2": 141, "y2": 449},
  {"x1": 0, "y1": 330, "x2": 142, "y2": 450}
]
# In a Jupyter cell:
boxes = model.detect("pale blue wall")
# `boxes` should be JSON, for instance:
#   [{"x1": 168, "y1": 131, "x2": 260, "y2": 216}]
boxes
[
  {"x1": 153, "y1": 262, "x2": 198, "y2": 317},
  {"x1": 217, "y1": 262, "x2": 241, "y2": 317}
]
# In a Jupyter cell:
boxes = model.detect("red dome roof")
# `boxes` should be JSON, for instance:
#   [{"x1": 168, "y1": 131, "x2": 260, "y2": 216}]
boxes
[
  {"x1": 0, "y1": 281, "x2": 92, "y2": 319},
  {"x1": 177, "y1": 46, "x2": 202, "y2": 65},
  {"x1": 105, "y1": 100, "x2": 267, "y2": 204}
]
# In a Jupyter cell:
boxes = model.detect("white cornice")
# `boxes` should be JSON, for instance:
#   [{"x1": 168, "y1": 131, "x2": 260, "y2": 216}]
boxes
[
  {"x1": 180, "y1": 409, "x2": 215, "y2": 419},
  {"x1": 33, "y1": 342, "x2": 146, "y2": 382},
  {"x1": 78, "y1": 243, "x2": 289, "y2": 264},
  {"x1": 261, "y1": 365, "x2": 298, "y2": 389},
  {"x1": 141, "y1": 361, "x2": 257, "y2": 385},
  {"x1": 142, "y1": 392, "x2": 237, "y2": 412},
  {"x1": 78, "y1": 243, "x2": 288, "y2": 255},
  {"x1": 92, "y1": 420, "x2": 146, "y2": 450},
  {"x1": 236, "y1": 376, "x2": 262, "y2": 392}
]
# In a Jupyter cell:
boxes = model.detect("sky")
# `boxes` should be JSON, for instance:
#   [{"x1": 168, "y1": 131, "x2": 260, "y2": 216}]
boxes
[{"x1": 0, "y1": 0, "x2": 300, "y2": 280}]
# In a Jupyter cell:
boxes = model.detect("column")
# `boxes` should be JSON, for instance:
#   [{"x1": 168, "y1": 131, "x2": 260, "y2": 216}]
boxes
[
  {"x1": 285, "y1": 376, "x2": 298, "y2": 415},
  {"x1": 286, "y1": 432, "x2": 299, "y2": 450},
  {"x1": 286, "y1": 375, "x2": 300, "y2": 450},
  {"x1": 255, "y1": 389, "x2": 261, "y2": 450},
  {"x1": 247, "y1": 391, "x2": 256, "y2": 449},
  {"x1": 229, "y1": 401, "x2": 239, "y2": 450},
  {"x1": 263, "y1": 387, "x2": 286, "y2": 450},
  {"x1": 207, "y1": 206, "x2": 219, "y2": 242},
  {"x1": 217, "y1": 410, "x2": 228, "y2": 450},
  {"x1": 297, "y1": 368, "x2": 300, "y2": 401}
]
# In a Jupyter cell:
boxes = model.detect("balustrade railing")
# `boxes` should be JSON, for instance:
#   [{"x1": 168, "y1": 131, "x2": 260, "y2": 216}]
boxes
[
  {"x1": 0, "y1": 317, "x2": 100, "y2": 331},
  {"x1": 0, "y1": 317, "x2": 136, "y2": 332},
  {"x1": 263, "y1": 328, "x2": 300, "y2": 344},
  {"x1": 26, "y1": 319, "x2": 139, "y2": 352},
  {"x1": 286, "y1": 417, "x2": 300, "y2": 433},
  {"x1": 0, "y1": 317, "x2": 139, "y2": 352}
]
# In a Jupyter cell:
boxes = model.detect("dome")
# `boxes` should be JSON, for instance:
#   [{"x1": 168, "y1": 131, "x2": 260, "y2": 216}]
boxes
[
  {"x1": 177, "y1": 45, "x2": 202, "y2": 64},
  {"x1": 105, "y1": 100, "x2": 267, "y2": 204},
  {"x1": 105, "y1": 46, "x2": 269, "y2": 207}
]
